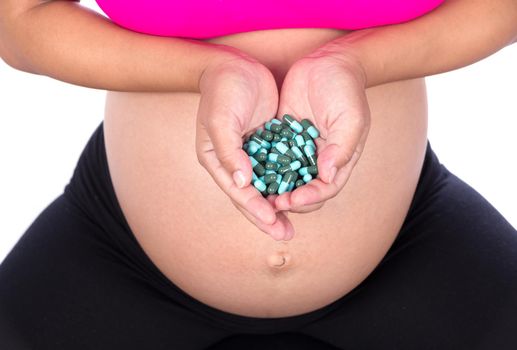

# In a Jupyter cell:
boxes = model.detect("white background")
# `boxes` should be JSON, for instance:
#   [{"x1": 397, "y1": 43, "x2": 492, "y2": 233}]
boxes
[{"x1": 1, "y1": 1, "x2": 516, "y2": 263}]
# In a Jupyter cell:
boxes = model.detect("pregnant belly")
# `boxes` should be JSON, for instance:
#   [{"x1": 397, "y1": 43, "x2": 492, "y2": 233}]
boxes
[{"x1": 103, "y1": 78, "x2": 428, "y2": 318}]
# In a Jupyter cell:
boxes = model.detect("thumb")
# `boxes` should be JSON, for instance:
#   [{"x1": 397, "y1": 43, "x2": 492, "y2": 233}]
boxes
[
  {"x1": 317, "y1": 112, "x2": 370, "y2": 184},
  {"x1": 207, "y1": 116, "x2": 252, "y2": 189}
]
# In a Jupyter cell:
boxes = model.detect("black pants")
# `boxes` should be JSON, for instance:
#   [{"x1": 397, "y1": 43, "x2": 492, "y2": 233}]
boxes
[{"x1": 1, "y1": 122, "x2": 516, "y2": 350}]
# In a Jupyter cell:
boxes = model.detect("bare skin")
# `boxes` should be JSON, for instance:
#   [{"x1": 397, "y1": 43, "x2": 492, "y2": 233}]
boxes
[
  {"x1": 103, "y1": 28, "x2": 429, "y2": 317},
  {"x1": 1, "y1": 0, "x2": 516, "y2": 318}
]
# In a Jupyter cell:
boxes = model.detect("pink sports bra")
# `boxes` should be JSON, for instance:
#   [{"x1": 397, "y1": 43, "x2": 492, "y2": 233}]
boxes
[{"x1": 95, "y1": 0, "x2": 445, "y2": 39}]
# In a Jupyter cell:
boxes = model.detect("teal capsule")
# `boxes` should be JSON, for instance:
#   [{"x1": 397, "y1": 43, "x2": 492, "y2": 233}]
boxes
[
  {"x1": 264, "y1": 173, "x2": 278, "y2": 184},
  {"x1": 291, "y1": 146, "x2": 309, "y2": 166},
  {"x1": 289, "y1": 160, "x2": 302, "y2": 171},
  {"x1": 262, "y1": 130, "x2": 273, "y2": 142},
  {"x1": 255, "y1": 128, "x2": 264, "y2": 136},
  {"x1": 298, "y1": 165, "x2": 318, "y2": 176},
  {"x1": 268, "y1": 153, "x2": 291, "y2": 166},
  {"x1": 287, "y1": 182, "x2": 295, "y2": 192},
  {"x1": 295, "y1": 179, "x2": 305, "y2": 188},
  {"x1": 270, "y1": 148, "x2": 280, "y2": 155},
  {"x1": 251, "y1": 135, "x2": 271, "y2": 150},
  {"x1": 278, "y1": 171, "x2": 296, "y2": 194},
  {"x1": 267, "y1": 182, "x2": 279, "y2": 194},
  {"x1": 305, "y1": 139, "x2": 316, "y2": 150},
  {"x1": 265, "y1": 169, "x2": 276, "y2": 175},
  {"x1": 294, "y1": 135, "x2": 305, "y2": 147},
  {"x1": 282, "y1": 114, "x2": 304, "y2": 133},
  {"x1": 280, "y1": 128, "x2": 295, "y2": 139},
  {"x1": 246, "y1": 140, "x2": 260, "y2": 155},
  {"x1": 243, "y1": 142, "x2": 249, "y2": 151},
  {"x1": 272, "y1": 133, "x2": 281, "y2": 142},
  {"x1": 265, "y1": 161, "x2": 279, "y2": 171},
  {"x1": 252, "y1": 172, "x2": 258, "y2": 182},
  {"x1": 303, "y1": 145, "x2": 317, "y2": 166},
  {"x1": 275, "y1": 142, "x2": 289, "y2": 155},
  {"x1": 265, "y1": 119, "x2": 282, "y2": 131},
  {"x1": 253, "y1": 179, "x2": 267, "y2": 192},
  {"x1": 288, "y1": 140, "x2": 296, "y2": 148},
  {"x1": 301, "y1": 131, "x2": 312, "y2": 142},
  {"x1": 250, "y1": 157, "x2": 266, "y2": 176},
  {"x1": 276, "y1": 174, "x2": 282, "y2": 185},
  {"x1": 303, "y1": 174, "x2": 313, "y2": 183},
  {"x1": 301, "y1": 119, "x2": 320, "y2": 138},
  {"x1": 278, "y1": 160, "x2": 301, "y2": 175}
]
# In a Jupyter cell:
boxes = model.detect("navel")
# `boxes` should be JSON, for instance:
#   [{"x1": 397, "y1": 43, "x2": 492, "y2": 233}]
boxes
[{"x1": 267, "y1": 251, "x2": 291, "y2": 269}]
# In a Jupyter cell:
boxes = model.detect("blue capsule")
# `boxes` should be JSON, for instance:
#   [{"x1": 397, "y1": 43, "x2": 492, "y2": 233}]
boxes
[
  {"x1": 294, "y1": 135, "x2": 305, "y2": 147},
  {"x1": 251, "y1": 135, "x2": 271, "y2": 149},
  {"x1": 305, "y1": 139, "x2": 316, "y2": 150},
  {"x1": 303, "y1": 174, "x2": 313, "y2": 183},
  {"x1": 304, "y1": 144, "x2": 317, "y2": 166},
  {"x1": 283, "y1": 114, "x2": 304, "y2": 133},
  {"x1": 301, "y1": 119, "x2": 320, "y2": 138},
  {"x1": 253, "y1": 179, "x2": 267, "y2": 192},
  {"x1": 246, "y1": 140, "x2": 260, "y2": 155},
  {"x1": 265, "y1": 119, "x2": 282, "y2": 131}
]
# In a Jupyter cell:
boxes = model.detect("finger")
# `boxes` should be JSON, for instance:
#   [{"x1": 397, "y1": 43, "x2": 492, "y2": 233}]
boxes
[
  {"x1": 212, "y1": 155, "x2": 277, "y2": 225},
  {"x1": 290, "y1": 145, "x2": 364, "y2": 208},
  {"x1": 274, "y1": 189, "x2": 325, "y2": 213},
  {"x1": 206, "y1": 109, "x2": 252, "y2": 189},
  {"x1": 317, "y1": 111, "x2": 370, "y2": 184},
  {"x1": 233, "y1": 201, "x2": 295, "y2": 241},
  {"x1": 197, "y1": 117, "x2": 277, "y2": 225}
]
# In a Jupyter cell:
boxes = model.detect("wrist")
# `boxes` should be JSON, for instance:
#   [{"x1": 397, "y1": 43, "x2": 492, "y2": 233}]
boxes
[
  {"x1": 198, "y1": 45, "x2": 267, "y2": 94},
  {"x1": 305, "y1": 39, "x2": 369, "y2": 89}
]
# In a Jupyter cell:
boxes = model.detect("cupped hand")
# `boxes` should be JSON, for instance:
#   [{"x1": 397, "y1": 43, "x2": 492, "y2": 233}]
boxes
[
  {"x1": 275, "y1": 46, "x2": 371, "y2": 212},
  {"x1": 196, "y1": 53, "x2": 294, "y2": 241}
]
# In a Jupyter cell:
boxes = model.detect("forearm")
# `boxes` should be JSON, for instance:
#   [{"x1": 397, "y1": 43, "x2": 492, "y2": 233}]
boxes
[
  {"x1": 0, "y1": 1, "x2": 237, "y2": 92},
  {"x1": 323, "y1": 0, "x2": 517, "y2": 88}
]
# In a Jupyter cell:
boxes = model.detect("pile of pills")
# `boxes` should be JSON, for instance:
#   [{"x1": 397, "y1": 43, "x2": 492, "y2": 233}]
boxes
[{"x1": 243, "y1": 114, "x2": 320, "y2": 196}]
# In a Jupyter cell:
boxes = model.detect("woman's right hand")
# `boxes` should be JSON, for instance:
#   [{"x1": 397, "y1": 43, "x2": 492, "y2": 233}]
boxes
[{"x1": 196, "y1": 52, "x2": 295, "y2": 241}]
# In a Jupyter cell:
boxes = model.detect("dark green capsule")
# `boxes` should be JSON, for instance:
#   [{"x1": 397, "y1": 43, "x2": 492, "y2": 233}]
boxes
[
  {"x1": 267, "y1": 182, "x2": 279, "y2": 195},
  {"x1": 272, "y1": 133, "x2": 281, "y2": 142},
  {"x1": 277, "y1": 165, "x2": 291, "y2": 175},
  {"x1": 302, "y1": 131, "x2": 312, "y2": 142},
  {"x1": 288, "y1": 140, "x2": 296, "y2": 148},
  {"x1": 264, "y1": 173, "x2": 278, "y2": 184},
  {"x1": 250, "y1": 157, "x2": 266, "y2": 176},
  {"x1": 262, "y1": 130, "x2": 274, "y2": 142},
  {"x1": 271, "y1": 124, "x2": 283, "y2": 133},
  {"x1": 265, "y1": 162, "x2": 278, "y2": 171},
  {"x1": 250, "y1": 135, "x2": 271, "y2": 149},
  {"x1": 295, "y1": 179, "x2": 305, "y2": 188},
  {"x1": 254, "y1": 152, "x2": 267, "y2": 163},
  {"x1": 282, "y1": 114, "x2": 304, "y2": 133},
  {"x1": 280, "y1": 128, "x2": 295, "y2": 139},
  {"x1": 301, "y1": 119, "x2": 320, "y2": 138},
  {"x1": 307, "y1": 165, "x2": 318, "y2": 175}
]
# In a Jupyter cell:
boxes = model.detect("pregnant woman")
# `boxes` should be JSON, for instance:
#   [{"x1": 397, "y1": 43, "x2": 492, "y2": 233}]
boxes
[{"x1": 1, "y1": 0, "x2": 517, "y2": 348}]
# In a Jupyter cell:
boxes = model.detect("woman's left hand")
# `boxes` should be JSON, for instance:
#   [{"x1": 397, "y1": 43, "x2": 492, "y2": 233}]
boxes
[{"x1": 275, "y1": 45, "x2": 371, "y2": 212}]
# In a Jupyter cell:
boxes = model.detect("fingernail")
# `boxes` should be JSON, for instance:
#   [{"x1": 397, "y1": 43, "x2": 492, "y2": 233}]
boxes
[
  {"x1": 328, "y1": 167, "x2": 337, "y2": 184},
  {"x1": 233, "y1": 170, "x2": 246, "y2": 188}
]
